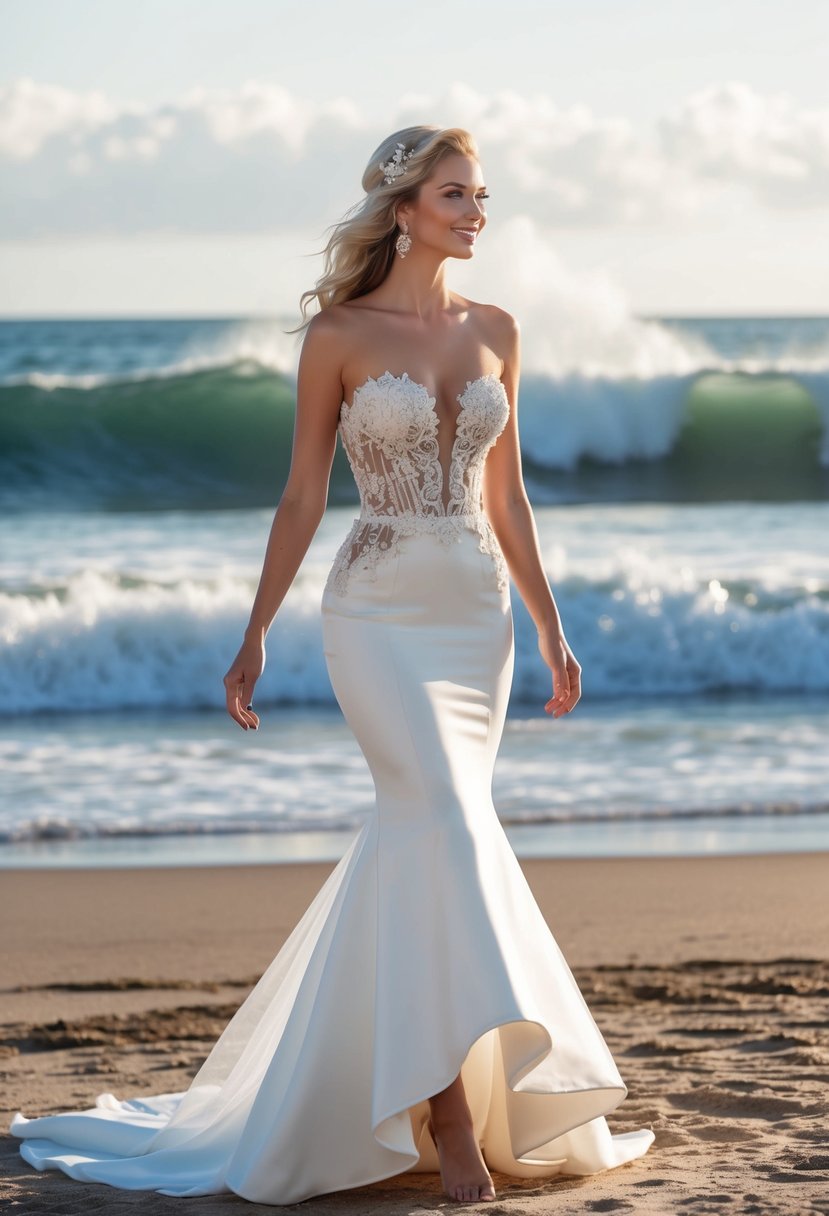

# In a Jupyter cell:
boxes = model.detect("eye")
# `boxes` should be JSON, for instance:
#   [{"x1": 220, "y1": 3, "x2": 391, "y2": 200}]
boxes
[{"x1": 446, "y1": 191, "x2": 490, "y2": 200}]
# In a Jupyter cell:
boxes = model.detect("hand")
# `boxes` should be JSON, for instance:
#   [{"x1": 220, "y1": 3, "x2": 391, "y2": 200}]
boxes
[
  {"x1": 223, "y1": 637, "x2": 264, "y2": 731},
  {"x1": 538, "y1": 628, "x2": 582, "y2": 718}
]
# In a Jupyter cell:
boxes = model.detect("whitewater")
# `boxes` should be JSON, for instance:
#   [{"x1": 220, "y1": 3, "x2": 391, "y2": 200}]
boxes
[
  {"x1": 2, "y1": 312, "x2": 829, "y2": 512},
  {"x1": 1, "y1": 313, "x2": 828, "y2": 863}
]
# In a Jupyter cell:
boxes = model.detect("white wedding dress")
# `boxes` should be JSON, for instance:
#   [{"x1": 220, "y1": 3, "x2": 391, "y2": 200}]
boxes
[{"x1": 11, "y1": 369, "x2": 654, "y2": 1204}]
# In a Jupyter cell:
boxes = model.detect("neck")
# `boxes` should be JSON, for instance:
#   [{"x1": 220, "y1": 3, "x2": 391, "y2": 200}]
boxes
[{"x1": 375, "y1": 251, "x2": 453, "y2": 320}]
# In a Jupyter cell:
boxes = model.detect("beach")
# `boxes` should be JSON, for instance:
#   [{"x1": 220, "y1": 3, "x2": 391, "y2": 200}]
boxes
[
  {"x1": 2, "y1": 320, "x2": 829, "y2": 1214},
  {"x1": 3, "y1": 851, "x2": 828, "y2": 1214},
  {"x1": 3, "y1": 15, "x2": 829, "y2": 1207},
  {"x1": 3, "y1": 12, "x2": 829, "y2": 1204}
]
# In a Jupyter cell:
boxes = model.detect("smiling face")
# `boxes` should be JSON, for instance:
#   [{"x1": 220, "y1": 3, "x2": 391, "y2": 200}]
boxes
[{"x1": 396, "y1": 152, "x2": 489, "y2": 260}]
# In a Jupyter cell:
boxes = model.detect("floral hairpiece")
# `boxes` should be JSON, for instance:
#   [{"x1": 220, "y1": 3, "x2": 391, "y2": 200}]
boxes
[{"x1": 379, "y1": 141, "x2": 415, "y2": 185}]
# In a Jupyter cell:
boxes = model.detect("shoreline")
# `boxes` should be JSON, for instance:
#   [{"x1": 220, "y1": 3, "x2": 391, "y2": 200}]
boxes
[
  {"x1": 2, "y1": 852, "x2": 828, "y2": 1212},
  {"x1": 2, "y1": 810, "x2": 828, "y2": 871}
]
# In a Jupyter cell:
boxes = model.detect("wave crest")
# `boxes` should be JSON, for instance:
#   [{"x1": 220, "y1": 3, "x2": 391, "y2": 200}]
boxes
[
  {"x1": 3, "y1": 560, "x2": 829, "y2": 715},
  {"x1": 2, "y1": 361, "x2": 828, "y2": 509}
]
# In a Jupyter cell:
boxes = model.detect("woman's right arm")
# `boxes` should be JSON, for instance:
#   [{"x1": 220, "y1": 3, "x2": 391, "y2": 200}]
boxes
[{"x1": 223, "y1": 312, "x2": 345, "y2": 730}]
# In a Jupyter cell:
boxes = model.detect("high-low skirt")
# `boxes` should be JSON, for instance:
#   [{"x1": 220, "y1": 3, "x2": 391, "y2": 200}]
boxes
[{"x1": 11, "y1": 526, "x2": 654, "y2": 1204}]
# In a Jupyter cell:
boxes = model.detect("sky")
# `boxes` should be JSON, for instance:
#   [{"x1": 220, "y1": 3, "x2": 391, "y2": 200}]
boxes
[{"x1": 2, "y1": 0, "x2": 829, "y2": 317}]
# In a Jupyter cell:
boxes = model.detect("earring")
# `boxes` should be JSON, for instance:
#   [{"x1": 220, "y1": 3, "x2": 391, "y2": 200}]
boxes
[{"x1": 395, "y1": 221, "x2": 412, "y2": 258}]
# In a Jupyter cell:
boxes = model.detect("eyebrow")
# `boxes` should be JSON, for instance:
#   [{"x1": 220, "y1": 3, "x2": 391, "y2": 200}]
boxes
[{"x1": 437, "y1": 180, "x2": 488, "y2": 190}]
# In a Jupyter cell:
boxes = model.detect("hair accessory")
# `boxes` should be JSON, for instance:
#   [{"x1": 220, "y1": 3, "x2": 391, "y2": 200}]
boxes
[
  {"x1": 379, "y1": 141, "x2": 415, "y2": 185},
  {"x1": 395, "y1": 221, "x2": 412, "y2": 258}
]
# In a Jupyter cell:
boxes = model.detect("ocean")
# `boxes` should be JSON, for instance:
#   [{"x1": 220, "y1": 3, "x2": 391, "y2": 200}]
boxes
[{"x1": 1, "y1": 314, "x2": 828, "y2": 867}]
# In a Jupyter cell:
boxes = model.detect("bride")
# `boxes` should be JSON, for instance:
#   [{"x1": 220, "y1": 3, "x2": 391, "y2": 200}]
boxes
[{"x1": 11, "y1": 125, "x2": 654, "y2": 1206}]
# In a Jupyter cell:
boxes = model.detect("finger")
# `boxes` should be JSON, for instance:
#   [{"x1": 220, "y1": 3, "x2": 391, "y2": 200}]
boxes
[
  {"x1": 226, "y1": 688, "x2": 250, "y2": 730},
  {"x1": 235, "y1": 694, "x2": 259, "y2": 731},
  {"x1": 554, "y1": 677, "x2": 582, "y2": 717},
  {"x1": 223, "y1": 672, "x2": 245, "y2": 729},
  {"x1": 240, "y1": 678, "x2": 259, "y2": 729},
  {"x1": 223, "y1": 672, "x2": 257, "y2": 730},
  {"x1": 545, "y1": 673, "x2": 570, "y2": 715},
  {"x1": 235, "y1": 682, "x2": 259, "y2": 730}
]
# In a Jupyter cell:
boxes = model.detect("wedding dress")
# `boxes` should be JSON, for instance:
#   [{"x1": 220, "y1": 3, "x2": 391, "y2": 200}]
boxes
[{"x1": 11, "y1": 368, "x2": 654, "y2": 1204}]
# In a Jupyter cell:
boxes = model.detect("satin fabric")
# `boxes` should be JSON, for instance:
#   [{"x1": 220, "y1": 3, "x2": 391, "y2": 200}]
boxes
[{"x1": 11, "y1": 530, "x2": 653, "y2": 1203}]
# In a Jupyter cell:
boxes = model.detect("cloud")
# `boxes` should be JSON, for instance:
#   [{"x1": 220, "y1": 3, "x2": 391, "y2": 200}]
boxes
[
  {"x1": 179, "y1": 83, "x2": 362, "y2": 151},
  {"x1": 0, "y1": 77, "x2": 116, "y2": 160},
  {"x1": 1, "y1": 77, "x2": 826, "y2": 239},
  {"x1": 659, "y1": 81, "x2": 829, "y2": 207}
]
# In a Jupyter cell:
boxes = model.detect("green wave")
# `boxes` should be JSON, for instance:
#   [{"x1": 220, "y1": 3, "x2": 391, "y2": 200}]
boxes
[{"x1": 1, "y1": 364, "x2": 826, "y2": 510}]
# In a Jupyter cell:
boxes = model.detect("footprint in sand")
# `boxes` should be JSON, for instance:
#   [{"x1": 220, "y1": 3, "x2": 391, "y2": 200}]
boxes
[{"x1": 668, "y1": 1084, "x2": 818, "y2": 1119}]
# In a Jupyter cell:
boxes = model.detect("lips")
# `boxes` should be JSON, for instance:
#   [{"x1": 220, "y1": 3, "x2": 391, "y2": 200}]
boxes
[{"x1": 452, "y1": 228, "x2": 478, "y2": 244}]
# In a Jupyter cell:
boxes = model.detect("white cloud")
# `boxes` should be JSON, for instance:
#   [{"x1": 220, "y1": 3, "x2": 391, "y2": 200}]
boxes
[
  {"x1": 179, "y1": 83, "x2": 361, "y2": 152},
  {"x1": 659, "y1": 81, "x2": 829, "y2": 206},
  {"x1": 0, "y1": 77, "x2": 826, "y2": 239},
  {"x1": 0, "y1": 76, "x2": 115, "y2": 159}
]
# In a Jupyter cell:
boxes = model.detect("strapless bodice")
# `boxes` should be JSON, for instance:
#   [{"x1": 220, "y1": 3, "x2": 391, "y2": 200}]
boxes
[{"x1": 326, "y1": 370, "x2": 510, "y2": 595}]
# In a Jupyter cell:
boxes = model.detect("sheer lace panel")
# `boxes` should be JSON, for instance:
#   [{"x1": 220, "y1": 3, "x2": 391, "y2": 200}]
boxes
[{"x1": 326, "y1": 370, "x2": 510, "y2": 595}]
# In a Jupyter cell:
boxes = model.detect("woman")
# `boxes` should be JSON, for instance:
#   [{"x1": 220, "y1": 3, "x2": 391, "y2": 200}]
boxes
[{"x1": 12, "y1": 125, "x2": 654, "y2": 1206}]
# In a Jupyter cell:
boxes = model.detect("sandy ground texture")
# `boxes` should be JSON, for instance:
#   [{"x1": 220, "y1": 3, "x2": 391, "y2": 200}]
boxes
[{"x1": 1, "y1": 852, "x2": 828, "y2": 1216}]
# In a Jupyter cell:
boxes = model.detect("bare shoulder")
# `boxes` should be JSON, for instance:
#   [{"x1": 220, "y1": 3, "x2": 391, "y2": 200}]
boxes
[
  {"x1": 302, "y1": 303, "x2": 352, "y2": 344},
  {"x1": 456, "y1": 297, "x2": 520, "y2": 366},
  {"x1": 305, "y1": 299, "x2": 378, "y2": 351},
  {"x1": 297, "y1": 305, "x2": 355, "y2": 371}
]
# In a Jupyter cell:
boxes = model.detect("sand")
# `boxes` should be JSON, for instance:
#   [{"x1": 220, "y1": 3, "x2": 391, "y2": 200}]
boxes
[{"x1": 2, "y1": 851, "x2": 828, "y2": 1215}]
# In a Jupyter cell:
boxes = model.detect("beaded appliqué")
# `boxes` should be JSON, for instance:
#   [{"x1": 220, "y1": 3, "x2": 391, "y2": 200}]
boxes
[
  {"x1": 379, "y1": 141, "x2": 415, "y2": 185},
  {"x1": 326, "y1": 371, "x2": 510, "y2": 595}
]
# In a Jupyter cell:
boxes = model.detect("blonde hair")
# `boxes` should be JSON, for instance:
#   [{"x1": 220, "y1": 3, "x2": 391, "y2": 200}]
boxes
[{"x1": 288, "y1": 125, "x2": 479, "y2": 334}]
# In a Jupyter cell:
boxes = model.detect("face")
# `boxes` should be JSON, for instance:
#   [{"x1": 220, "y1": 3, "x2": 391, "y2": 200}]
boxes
[{"x1": 397, "y1": 153, "x2": 488, "y2": 259}]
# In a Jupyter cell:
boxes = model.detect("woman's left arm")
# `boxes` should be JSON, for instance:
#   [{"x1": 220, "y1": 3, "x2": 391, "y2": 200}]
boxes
[{"x1": 482, "y1": 311, "x2": 582, "y2": 718}]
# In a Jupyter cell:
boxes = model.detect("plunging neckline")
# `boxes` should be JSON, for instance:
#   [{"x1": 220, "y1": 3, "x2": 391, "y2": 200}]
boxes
[{"x1": 341, "y1": 370, "x2": 506, "y2": 513}]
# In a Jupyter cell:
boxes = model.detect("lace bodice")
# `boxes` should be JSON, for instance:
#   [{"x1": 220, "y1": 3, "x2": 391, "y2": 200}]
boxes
[{"x1": 326, "y1": 370, "x2": 510, "y2": 594}]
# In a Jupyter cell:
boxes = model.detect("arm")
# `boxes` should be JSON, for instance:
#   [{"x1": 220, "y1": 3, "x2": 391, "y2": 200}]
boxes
[
  {"x1": 223, "y1": 312, "x2": 345, "y2": 730},
  {"x1": 482, "y1": 313, "x2": 582, "y2": 718}
]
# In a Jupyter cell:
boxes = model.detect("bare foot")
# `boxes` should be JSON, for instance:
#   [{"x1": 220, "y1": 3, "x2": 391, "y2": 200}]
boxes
[{"x1": 428, "y1": 1116, "x2": 496, "y2": 1203}]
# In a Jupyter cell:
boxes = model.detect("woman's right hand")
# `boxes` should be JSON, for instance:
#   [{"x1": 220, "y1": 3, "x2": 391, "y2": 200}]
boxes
[{"x1": 223, "y1": 636, "x2": 265, "y2": 731}]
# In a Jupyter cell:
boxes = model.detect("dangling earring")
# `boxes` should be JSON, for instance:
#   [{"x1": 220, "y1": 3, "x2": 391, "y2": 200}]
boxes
[{"x1": 395, "y1": 220, "x2": 412, "y2": 259}]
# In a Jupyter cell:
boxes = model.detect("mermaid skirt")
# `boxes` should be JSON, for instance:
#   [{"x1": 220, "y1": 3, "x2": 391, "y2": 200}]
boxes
[{"x1": 11, "y1": 528, "x2": 653, "y2": 1204}]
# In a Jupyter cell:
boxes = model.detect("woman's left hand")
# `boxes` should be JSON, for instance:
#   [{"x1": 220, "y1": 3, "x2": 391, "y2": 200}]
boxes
[{"x1": 538, "y1": 628, "x2": 582, "y2": 718}]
